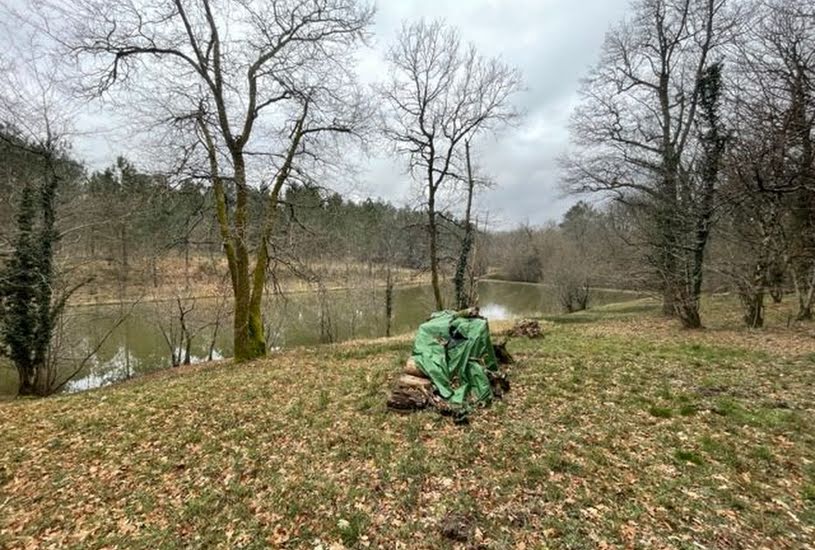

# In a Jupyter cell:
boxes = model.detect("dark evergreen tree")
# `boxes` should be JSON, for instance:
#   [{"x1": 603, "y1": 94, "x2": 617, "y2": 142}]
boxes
[
  {"x1": 1, "y1": 184, "x2": 39, "y2": 393},
  {"x1": 0, "y1": 153, "x2": 60, "y2": 395}
]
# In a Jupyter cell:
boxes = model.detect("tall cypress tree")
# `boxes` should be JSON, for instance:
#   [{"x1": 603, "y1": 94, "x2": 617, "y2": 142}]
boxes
[
  {"x1": 0, "y1": 140, "x2": 62, "y2": 396},
  {"x1": 1, "y1": 183, "x2": 41, "y2": 394}
]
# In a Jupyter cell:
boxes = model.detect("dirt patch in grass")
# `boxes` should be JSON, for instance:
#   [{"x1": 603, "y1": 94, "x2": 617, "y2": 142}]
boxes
[{"x1": 1, "y1": 300, "x2": 814, "y2": 548}]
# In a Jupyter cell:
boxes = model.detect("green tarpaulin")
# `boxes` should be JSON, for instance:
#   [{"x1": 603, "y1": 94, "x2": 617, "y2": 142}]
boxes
[{"x1": 410, "y1": 310, "x2": 500, "y2": 407}]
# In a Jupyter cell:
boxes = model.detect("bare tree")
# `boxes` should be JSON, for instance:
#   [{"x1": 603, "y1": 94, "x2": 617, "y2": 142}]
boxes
[
  {"x1": 45, "y1": 0, "x2": 374, "y2": 361},
  {"x1": 564, "y1": 0, "x2": 740, "y2": 328},
  {"x1": 716, "y1": 142, "x2": 787, "y2": 328},
  {"x1": 453, "y1": 139, "x2": 492, "y2": 309},
  {"x1": 731, "y1": 0, "x2": 815, "y2": 320},
  {"x1": 379, "y1": 20, "x2": 522, "y2": 310}
]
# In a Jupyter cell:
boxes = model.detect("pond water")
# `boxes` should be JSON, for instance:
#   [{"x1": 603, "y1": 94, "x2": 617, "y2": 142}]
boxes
[{"x1": 8, "y1": 281, "x2": 642, "y2": 394}]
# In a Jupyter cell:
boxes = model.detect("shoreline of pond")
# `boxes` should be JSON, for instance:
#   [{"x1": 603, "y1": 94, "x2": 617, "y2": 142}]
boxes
[
  {"x1": 1, "y1": 282, "x2": 649, "y2": 398},
  {"x1": 69, "y1": 277, "x2": 649, "y2": 309},
  {"x1": 478, "y1": 278, "x2": 649, "y2": 295},
  {"x1": 1, "y1": 287, "x2": 652, "y2": 399},
  {"x1": 67, "y1": 278, "x2": 434, "y2": 308}
]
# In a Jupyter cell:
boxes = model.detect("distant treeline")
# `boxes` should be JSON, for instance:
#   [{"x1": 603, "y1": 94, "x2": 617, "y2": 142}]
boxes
[{"x1": 0, "y1": 130, "x2": 480, "y2": 291}]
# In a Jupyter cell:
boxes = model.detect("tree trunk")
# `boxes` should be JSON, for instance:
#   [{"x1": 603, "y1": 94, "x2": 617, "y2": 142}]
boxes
[
  {"x1": 184, "y1": 237, "x2": 191, "y2": 291},
  {"x1": 152, "y1": 256, "x2": 159, "y2": 288},
  {"x1": 201, "y1": 126, "x2": 266, "y2": 363},
  {"x1": 232, "y1": 272, "x2": 266, "y2": 362},
  {"x1": 17, "y1": 358, "x2": 50, "y2": 397},
  {"x1": 791, "y1": 65, "x2": 815, "y2": 320},
  {"x1": 657, "y1": 185, "x2": 679, "y2": 318},
  {"x1": 198, "y1": 101, "x2": 307, "y2": 363},
  {"x1": 454, "y1": 140, "x2": 475, "y2": 310},
  {"x1": 680, "y1": 299, "x2": 702, "y2": 329},
  {"x1": 8, "y1": 154, "x2": 62, "y2": 398},
  {"x1": 673, "y1": 63, "x2": 724, "y2": 330},
  {"x1": 17, "y1": 364, "x2": 36, "y2": 396},
  {"x1": 428, "y1": 192, "x2": 444, "y2": 310},
  {"x1": 661, "y1": 285, "x2": 677, "y2": 316},
  {"x1": 454, "y1": 233, "x2": 473, "y2": 310},
  {"x1": 741, "y1": 289, "x2": 765, "y2": 329},
  {"x1": 792, "y1": 264, "x2": 815, "y2": 321},
  {"x1": 118, "y1": 222, "x2": 129, "y2": 304},
  {"x1": 744, "y1": 295, "x2": 764, "y2": 328},
  {"x1": 208, "y1": 313, "x2": 222, "y2": 362},
  {"x1": 385, "y1": 266, "x2": 393, "y2": 337},
  {"x1": 231, "y1": 153, "x2": 266, "y2": 362}
]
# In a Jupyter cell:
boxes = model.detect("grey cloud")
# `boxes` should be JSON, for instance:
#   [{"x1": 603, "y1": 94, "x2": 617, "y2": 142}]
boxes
[{"x1": 358, "y1": 0, "x2": 631, "y2": 226}]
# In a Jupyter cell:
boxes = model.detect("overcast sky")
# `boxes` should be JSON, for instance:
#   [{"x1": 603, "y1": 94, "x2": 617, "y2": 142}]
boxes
[{"x1": 70, "y1": 0, "x2": 633, "y2": 228}]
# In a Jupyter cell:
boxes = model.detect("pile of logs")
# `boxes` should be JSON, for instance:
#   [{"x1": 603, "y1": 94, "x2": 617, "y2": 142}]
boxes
[
  {"x1": 387, "y1": 357, "x2": 435, "y2": 411},
  {"x1": 387, "y1": 346, "x2": 514, "y2": 412},
  {"x1": 506, "y1": 319, "x2": 543, "y2": 339}
]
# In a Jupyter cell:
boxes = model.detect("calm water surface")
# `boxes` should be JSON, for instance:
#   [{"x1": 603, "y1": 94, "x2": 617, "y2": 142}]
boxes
[{"x1": 46, "y1": 281, "x2": 640, "y2": 393}]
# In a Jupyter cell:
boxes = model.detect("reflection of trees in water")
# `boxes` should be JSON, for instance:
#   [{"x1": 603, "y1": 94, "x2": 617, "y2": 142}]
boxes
[
  {"x1": 150, "y1": 286, "x2": 232, "y2": 368},
  {"x1": 50, "y1": 305, "x2": 135, "y2": 394},
  {"x1": 66, "y1": 343, "x2": 226, "y2": 393},
  {"x1": 60, "y1": 301, "x2": 231, "y2": 393},
  {"x1": 65, "y1": 345, "x2": 139, "y2": 392},
  {"x1": 263, "y1": 284, "x2": 384, "y2": 347},
  {"x1": 60, "y1": 283, "x2": 646, "y2": 393}
]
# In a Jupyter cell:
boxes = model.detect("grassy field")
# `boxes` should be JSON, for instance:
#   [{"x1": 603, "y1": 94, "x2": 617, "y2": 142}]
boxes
[{"x1": 1, "y1": 297, "x2": 814, "y2": 549}]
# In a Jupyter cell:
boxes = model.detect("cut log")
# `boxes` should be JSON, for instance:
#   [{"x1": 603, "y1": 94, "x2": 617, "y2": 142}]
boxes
[
  {"x1": 404, "y1": 357, "x2": 429, "y2": 378},
  {"x1": 387, "y1": 386, "x2": 430, "y2": 410},
  {"x1": 387, "y1": 365, "x2": 435, "y2": 411},
  {"x1": 398, "y1": 374, "x2": 433, "y2": 389}
]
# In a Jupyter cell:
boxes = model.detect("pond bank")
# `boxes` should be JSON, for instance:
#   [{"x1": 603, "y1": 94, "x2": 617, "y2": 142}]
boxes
[{"x1": 36, "y1": 281, "x2": 646, "y2": 396}]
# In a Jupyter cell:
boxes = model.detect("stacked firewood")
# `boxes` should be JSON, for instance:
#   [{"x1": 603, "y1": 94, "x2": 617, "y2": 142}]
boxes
[
  {"x1": 386, "y1": 346, "x2": 514, "y2": 412},
  {"x1": 386, "y1": 357, "x2": 435, "y2": 411},
  {"x1": 506, "y1": 319, "x2": 543, "y2": 339}
]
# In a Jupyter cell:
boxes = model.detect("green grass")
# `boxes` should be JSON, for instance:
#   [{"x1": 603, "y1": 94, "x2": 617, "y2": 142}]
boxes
[
  {"x1": 0, "y1": 358, "x2": 17, "y2": 400},
  {"x1": 1, "y1": 296, "x2": 814, "y2": 548}
]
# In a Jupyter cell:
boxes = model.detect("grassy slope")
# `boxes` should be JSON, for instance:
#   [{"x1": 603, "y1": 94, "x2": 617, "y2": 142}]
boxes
[{"x1": 1, "y1": 298, "x2": 814, "y2": 549}]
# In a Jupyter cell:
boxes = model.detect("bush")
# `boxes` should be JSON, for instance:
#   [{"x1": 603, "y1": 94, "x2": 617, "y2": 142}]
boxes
[{"x1": 557, "y1": 276, "x2": 590, "y2": 313}]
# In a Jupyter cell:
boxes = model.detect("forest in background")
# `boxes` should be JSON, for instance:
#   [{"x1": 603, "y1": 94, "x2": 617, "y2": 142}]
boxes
[
  {"x1": 1, "y1": 119, "x2": 639, "y2": 307},
  {"x1": 0, "y1": 127, "x2": 637, "y2": 312},
  {"x1": 0, "y1": 141, "x2": 442, "y2": 303},
  {"x1": 3, "y1": 122, "x2": 810, "y2": 321}
]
